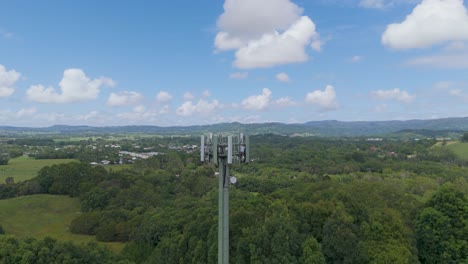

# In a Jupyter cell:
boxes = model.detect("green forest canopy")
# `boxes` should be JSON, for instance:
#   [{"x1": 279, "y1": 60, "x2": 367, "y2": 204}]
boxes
[{"x1": 0, "y1": 135, "x2": 466, "y2": 263}]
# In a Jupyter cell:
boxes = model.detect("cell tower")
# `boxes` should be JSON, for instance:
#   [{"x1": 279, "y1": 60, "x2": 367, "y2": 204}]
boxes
[{"x1": 201, "y1": 133, "x2": 249, "y2": 264}]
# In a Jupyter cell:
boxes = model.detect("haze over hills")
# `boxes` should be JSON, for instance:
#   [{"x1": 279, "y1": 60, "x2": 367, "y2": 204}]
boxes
[{"x1": 1, "y1": 117, "x2": 468, "y2": 137}]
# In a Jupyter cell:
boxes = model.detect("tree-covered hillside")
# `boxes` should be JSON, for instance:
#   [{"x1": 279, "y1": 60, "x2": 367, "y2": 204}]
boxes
[{"x1": 2, "y1": 116, "x2": 468, "y2": 136}]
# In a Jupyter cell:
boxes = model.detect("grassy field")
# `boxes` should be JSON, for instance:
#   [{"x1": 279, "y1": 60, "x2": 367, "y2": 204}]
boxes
[
  {"x1": 102, "y1": 164, "x2": 133, "y2": 172},
  {"x1": 445, "y1": 142, "x2": 468, "y2": 161},
  {"x1": 0, "y1": 156, "x2": 78, "y2": 183},
  {"x1": 0, "y1": 194, "x2": 124, "y2": 252}
]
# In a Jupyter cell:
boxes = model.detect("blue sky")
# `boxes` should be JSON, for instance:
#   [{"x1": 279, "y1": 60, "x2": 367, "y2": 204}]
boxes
[{"x1": 1, "y1": 0, "x2": 468, "y2": 127}]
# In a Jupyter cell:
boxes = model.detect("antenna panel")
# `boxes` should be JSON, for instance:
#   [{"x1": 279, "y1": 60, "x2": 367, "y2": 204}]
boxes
[
  {"x1": 227, "y1": 136, "x2": 232, "y2": 164},
  {"x1": 200, "y1": 135, "x2": 205, "y2": 161},
  {"x1": 212, "y1": 136, "x2": 218, "y2": 165}
]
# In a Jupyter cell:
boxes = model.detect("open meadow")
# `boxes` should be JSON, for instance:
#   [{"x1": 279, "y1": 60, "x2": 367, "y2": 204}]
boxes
[
  {"x1": 0, "y1": 156, "x2": 78, "y2": 183},
  {"x1": 102, "y1": 164, "x2": 133, "y2": 172},
  {"x1": 0, "y1": 194, "x2": 124, "y2": 252},
  {"x1": 444, "y1": 142, "x2": 468, "y2": 161}
]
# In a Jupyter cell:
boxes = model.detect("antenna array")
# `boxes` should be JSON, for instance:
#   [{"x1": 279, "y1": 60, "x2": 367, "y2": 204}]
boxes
[
  {"x1": 200, "y1": 133, "x2": 249, "y2": 264},
  {"x1": 201, "y1": 133, "x2": 249, "y2": 165}
]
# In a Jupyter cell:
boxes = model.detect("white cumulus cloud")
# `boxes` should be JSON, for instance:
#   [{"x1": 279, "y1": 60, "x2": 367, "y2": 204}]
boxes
[
  {"x1": 217, "y1": 0, "x2": 302, "y2": 43},
  {"x1": 449, "y1": 88, "x2": 464, "y2": 96},
  {"x1": 133, "y1": 105, "x2": 146, "y2": 113},
  {"x1": 183, "y1": 92, "x2": 195, "y2": 100},
  {"x1": 215, "y1": 0, "x2": 322, "y2": 68},
  {"x1": 26, "y1": 69, "x2": 115, "y2": 103},
  {"x1": 176, "y1": 102, "x2": 196, "y2": 116},
  {"x1": 433, "y1": 81, "x2": 468, "y2": 99},
  {"x1": 234, "y1": 17, "x2": 320, "y2": 69},
  {"x1": 242, "y1": 88, "x2": 272, "y2": 110},
  {"x1": 159, "y1": 105, "x2": 170, "y2": 114},
  {"x1": 107, "y1": 91, "x2": 143, "y2": 106},
  {"x1": 0, "y1": 64, "x2": 21, "y2": 98},
  {"x1": 382, "y1": 0, "x2": 468, "y2": 49},
  {"x1": 305, "y1": 85, "x2": 339, "y2": 110},
  {"x1": 202, "y1": 90, "x2": 211, "y2": 98},
  {"x1": 176, "y1": 99, "x2": 222, "y2": 116},
  {"x1": 77, "y1": 111, "x2": 100, "y2": 121},
  {"x1": 16, "y1": 107, "x2": 37, "y2": 117},
  {"x1": 275, "y1": 96, "x2": 296, "y2": 106},
  {"x1": 276, "y1": 72, "x2": 291, "y2": 82},
  {"x1": 117, "y1": 108, "x2": 158, "y2": 121},
  {"x1": 156, "y1": 91, "x2": 173, "y2": 103},
  {"x1": 371, "y1": 88, "x2": 414, "y2": 103}
]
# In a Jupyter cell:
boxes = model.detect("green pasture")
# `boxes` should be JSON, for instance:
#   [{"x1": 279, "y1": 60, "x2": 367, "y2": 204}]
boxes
[
  {"x1": 445, "y1": 142, "x2": 468, "y2": 161},
  {"x1": 102, "y1": 164, "x2": 133, "y2": 172},
  {"x1": 0, "y1": 156, "x2": 78, "y2": 183},
  {"x1": 0, "y1": 194, "x2": 124, "y2": 252}
]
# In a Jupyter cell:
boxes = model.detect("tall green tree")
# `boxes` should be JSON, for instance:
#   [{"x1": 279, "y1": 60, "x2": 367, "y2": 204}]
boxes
[
  {"x1": 416, "y1": 185, "x2": 468, "y2": 263},
  {"x1": 461, "y1": 132, "x2": 468, "y2": 142},
  {"x1": 322, "y1": 206, "x2": 363, "y2": 263},
  {"x1": 0, "y1": 155, "x2": 8, "y2": 165},
  {"x1": 301, "y1": 237, "x2": 325, "y2": 264}
]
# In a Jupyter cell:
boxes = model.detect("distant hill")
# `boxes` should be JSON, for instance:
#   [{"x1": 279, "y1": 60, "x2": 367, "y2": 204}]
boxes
[{"x1": 1, "y1": 117, "x2": 468, "y2": 137}]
